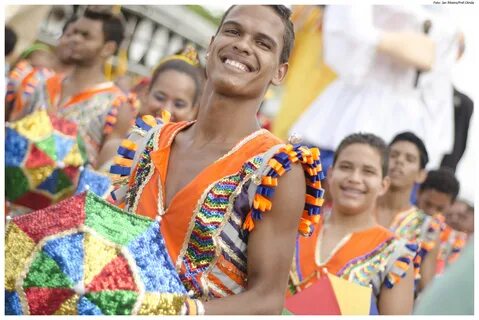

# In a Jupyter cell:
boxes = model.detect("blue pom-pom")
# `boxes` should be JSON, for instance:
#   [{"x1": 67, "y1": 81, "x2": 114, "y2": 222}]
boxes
[
  {"x1": 110, "y1": 165, "x2": 131, "y2": 176},
  {"x1": 252, "y1": 209, "x2": 263, "y2": 220},
  {"x1": 117, "y1": 146, "x2": 135, "y2": 160},
  {"x1": 257, "y1": 185, "x2": 274, "y2": 198}
]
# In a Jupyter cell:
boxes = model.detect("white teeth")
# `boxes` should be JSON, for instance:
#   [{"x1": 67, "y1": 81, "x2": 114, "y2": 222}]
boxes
[
  {"x1": 342, "y1": 188, "x2": 363, "y2": 194},
  {"x1": 224, "y1": 59, "x2": 249, "y2": 72}
]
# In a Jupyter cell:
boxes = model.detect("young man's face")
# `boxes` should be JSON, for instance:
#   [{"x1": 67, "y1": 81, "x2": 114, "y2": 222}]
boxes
[
  {"x1": 388, "y1": 141, "x2": 425, "y2": 190},
  {"x1": 445, "y1": 201, "x2": 474, "y2": 234},
  {"x1": 68, "y1": 17, "x2": 111, "y2": 66},
  {"x1": 206, "y1": 6, "x2": 288, "y2": 99},
  {"x1": 417, "y1": 189, "x2": 453, "y2": 216},
  {"x1": 329, "y1": 144, "x2": 389, "y2": 216}
]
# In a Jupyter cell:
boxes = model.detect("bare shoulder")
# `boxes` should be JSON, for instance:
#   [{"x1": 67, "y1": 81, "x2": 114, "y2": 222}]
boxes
[{"x1": 269, "y1": 162, "x2": 306, "y2": 226}]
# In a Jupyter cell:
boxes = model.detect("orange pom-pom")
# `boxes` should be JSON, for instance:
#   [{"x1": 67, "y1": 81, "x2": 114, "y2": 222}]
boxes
[{"x1": 242, "y1": 211, "x2": 255, "y2": 232}]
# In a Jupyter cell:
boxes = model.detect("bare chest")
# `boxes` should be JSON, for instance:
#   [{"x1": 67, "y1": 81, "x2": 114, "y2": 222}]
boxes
[
  {"x1": 163, "y1": 145, "x2": 228, "y2": 208},
  {"x1": 317, "y1": 227, "x2": 352, "y2": 265}
]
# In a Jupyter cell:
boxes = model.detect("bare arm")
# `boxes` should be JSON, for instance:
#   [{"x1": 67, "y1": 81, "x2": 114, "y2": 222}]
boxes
[
  {"x1": 378, "y1": 261, "x2": 415, "y2": 315},
  {"x1": 95, "y1": 103, "x2": 137, "y2": 170},
  {"x1": 377, "y1": 31, "x2": 435, "y2": 71},
  {"x1": 203, "y1": 164, "x2": 306, "y2": 314},
  {"x1": 419, "y1": 234, "x2": 441, "y2": 291}
]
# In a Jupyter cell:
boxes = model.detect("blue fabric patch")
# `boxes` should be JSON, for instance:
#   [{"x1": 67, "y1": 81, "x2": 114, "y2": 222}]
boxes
[
  {"x1": 5, "y1": 290, "x2": 23, "y2": 315},
  {"x1": 43, "y1": 233, "x2": 84, "y2": 285},
  {"x1": 127, "y1": 223, "x2": 186, "y2": 293},
  {"x1": 6, "y1": 127, "x2": 29, "y2": 167},
  {"x1": 54, "y1": 134, "x2": 75, "y2": 161},
  {"x1": 37, "y1": 169, "x2": 59, "y2": 194},
  {"x1": 78, "y1": 296, "x2": 103, "y2": 315},
  {"x1": 76, "y1": 168, "x2": 111, "y2": 197}
]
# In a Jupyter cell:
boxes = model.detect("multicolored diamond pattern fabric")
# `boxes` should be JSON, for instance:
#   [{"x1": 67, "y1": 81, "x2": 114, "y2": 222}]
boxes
[
  {"x1": 5, "y1": 109, "x2": 88, "y2": 210},
  {"x1": 5, "y1": 191, "x2": 187, "y2": 315}
]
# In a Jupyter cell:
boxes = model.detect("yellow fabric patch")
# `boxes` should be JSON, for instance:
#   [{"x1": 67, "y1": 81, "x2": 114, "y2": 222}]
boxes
[
  {"x1": 328, "y1": 273, "x2": 371, "y2": 315},
  {"x1": 83, "y1": 232, "x2": 119, "y2": 285},
  {"x1": 5, "y1": 223, "x2": 36, "y2": 290},
  {"x1": 63, "y1": 144, "x2": 83, "y2": 167},
  {"x1": 10, "y1": 109, "x2": 53, "y2": 142},
  {"x1": 137, "y1": 293, "x2": 185, "y2": 315},
  {"x1": 25, "y1": 165, "x2": 55, "y2": 188},
  {"x1": 54, "y1": 294, "x2": 79, "y2": 315}
]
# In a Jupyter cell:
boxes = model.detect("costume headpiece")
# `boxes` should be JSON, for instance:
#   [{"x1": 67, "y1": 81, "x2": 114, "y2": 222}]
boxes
[{"x1": 157, "y1": 45, "x2": 200, "y2": 67}]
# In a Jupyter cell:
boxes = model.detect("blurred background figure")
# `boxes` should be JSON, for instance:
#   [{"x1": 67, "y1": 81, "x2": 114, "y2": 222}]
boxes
[
  {"x1": 17, "y1": 43, "x2": 55, "y2": 69},
  {"x1": 416, "y1": 168, "x2": 460, "y2": 217},
  {"x1": 414, "y1": 238, "x2": 474, "y2": 315},
  {"x1": 290, "y1": 5, "x2": 459, "y2": 173},
  {"x1": 6, "y1": 15, "x2": 78, "y2": 121},
  {"x1": 138, "y1": 46, "x2": 204, "y2": 123},
  {"x1": 271, "y1": 5, "x2": 336, "y2": 141},
  {"x1": 5, "y1": 5, "x2": 51, "y2": 58},
  {"x1": 5, "y1": 25, "x2": 18, "y2": 75},
  {"x1": 435, "y1": 198, "x2": 472, "y2": 275},
  {"x1": 440, "y1": 32, "x2": 474, "y2": 172},
  {"x1": 445, "y1": 199, "x2": 474, "y2": 236}
]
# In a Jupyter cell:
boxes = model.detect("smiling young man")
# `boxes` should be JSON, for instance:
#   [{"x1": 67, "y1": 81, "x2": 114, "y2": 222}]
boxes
[
  {"x1": 289, "y1": 133, "x2": 416, "y2": 315},
  {"x1": 377, "y1": 132, "x2": 442, "y2": 292},
  {"x1": 118, "y1": 5, "x2": 324, "y2": 315}
]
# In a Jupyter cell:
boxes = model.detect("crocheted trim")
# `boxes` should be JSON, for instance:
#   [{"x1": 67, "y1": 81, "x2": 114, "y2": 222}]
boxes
[
  {"x1": 384, "y1": 241, "x2": 418, "y2": 289},
  {"x1": 411, "y1": 213, "x2": 442, "y2": 278},
  {"x1": 110, "y1": 114, "x2": 169, "y2": 206},
  {"x1": 110, "y1": 115, "x2": 165, "y2": 178},
  {"x1": 6, "y1": 60, "x2": 33, "y2": 104},
  {"x1": 242, "y1": 144, "x2": 325, "y2": 237}
]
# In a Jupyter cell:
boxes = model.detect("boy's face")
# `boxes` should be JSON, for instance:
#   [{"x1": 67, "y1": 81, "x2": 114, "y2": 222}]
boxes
[
  {"x1": 445, "y1": 201, "x2": 474, "y2": 234},
  {"x1": 206, "y1": 5, "x2": 288, "y2": 99},
  {"x1": 417, "y1": 189, "x2": 453, "y2": 216},
  {"x1": 329, "y1": 143, "x2": 389, "y2": 215},
  {"x1": 388, "y1": 141, "x2": 426, "y2": 190}
]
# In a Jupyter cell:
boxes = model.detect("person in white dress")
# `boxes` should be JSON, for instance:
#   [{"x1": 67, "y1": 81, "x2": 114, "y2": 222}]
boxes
[{"x1": 290, "y1": 5, "x2": 459, "y2": 170}]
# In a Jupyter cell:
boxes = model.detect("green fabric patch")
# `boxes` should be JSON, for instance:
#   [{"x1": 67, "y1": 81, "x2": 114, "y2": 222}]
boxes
[
  {"x1": 23, "y1": 251, "x2": 73, "y2": 288},
  {"x1": 85, "y1": 290, "x2": 138, "y2": 315},
  {"x1": 85, "y1": 192, "x2": 153, "y2": 245},
  {"x1": 35, "y1": 136, "x2": 57, "y2": 161},
  {"x1": 5, "y1": 167, "x2": 30, "y2": 201}
]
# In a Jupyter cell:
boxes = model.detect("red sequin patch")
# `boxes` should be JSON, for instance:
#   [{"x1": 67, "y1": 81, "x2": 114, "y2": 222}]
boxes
[
  {"x1": 25, "y1": 287, "x2": 74, "y2": 315},
  {"x1": 24, "y1": 144, "x2": 55, "y2": 168},
  {"x1": 86, "y1": 255, "x2": 138, "y2": 292},
  {"x1": 15, "y1": 193, "x2": 87, "y2": 242},
  {"x1": 14, "y1": 191, "x2": 52, "y2": 211}
]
